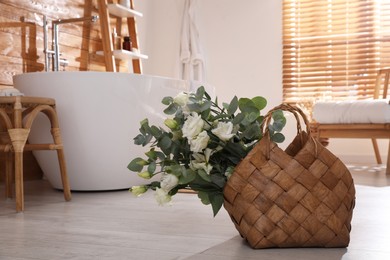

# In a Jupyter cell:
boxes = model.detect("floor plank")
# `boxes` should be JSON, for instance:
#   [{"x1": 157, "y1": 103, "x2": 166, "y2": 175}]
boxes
[{"x1": 0, "y1": 163, "x2": 389, "y2": 260}]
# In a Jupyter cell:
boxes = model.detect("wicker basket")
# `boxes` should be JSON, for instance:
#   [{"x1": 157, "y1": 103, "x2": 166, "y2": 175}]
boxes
[{"x1": 223, "y1": 104, "x2": 355, "y2": 248}]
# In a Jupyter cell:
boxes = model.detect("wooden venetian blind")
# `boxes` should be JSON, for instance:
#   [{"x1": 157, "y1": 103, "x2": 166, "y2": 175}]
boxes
[{"x1": 283, "y1": 0, "x2": 390, "y2": 103}]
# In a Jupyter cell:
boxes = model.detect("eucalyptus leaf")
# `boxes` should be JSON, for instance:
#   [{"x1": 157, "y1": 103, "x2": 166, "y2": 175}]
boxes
[
  {"x1": 204, "y1": 90, "x2": 211, "y2": 100},
  {"x1": 227, "y1": 96, "x2": 238, "y2": 115},
  {"x1": 251, "y1": 96, "x2": 267, "y2": 110},
  {"x1": 210, "y1": 174, "x2": 226, "y2": 188},
  {"x1": 147, "y1": 161, "x2": 156, "y2": 174},
  {"x1": 158, "y1": 135, "x2": 172, "y2": 154},
  {"x1": 162, "y1": 96, "x2": 173, "y2": 105},
  {"x1": 272, "y1": 120, "x2": 286, "y2": 132},
  {"x1": 241, "y1": 104, "x2": 259, "y2": 115},
  {"x1": 155, "y1": 151, "x2": 166, "y2": 160},
  {"x1": 197, "y1": 169, "x2": 212, "y2": 182},
  {"x1": 145, "y1": 150, "x2": 157, "y2": 160},
  {"x1": 179, "y1": 169, "x2": 196, "y2": 184},
  {"x1": 140, "y1": 119, "x2": 151, "y2": 135},
  {"x1": 271, "y1": 132, "x2": 286, "y2": 143},
  {"x1": 200, "y1": 100, "x2": 212, "y2": 112},
  {"x1": 187, "y1": 102, "x2": 201, "y2": 112},
  {"x1": 242, "y1": 124, "x2": 260, "y2": 139},
  {"x1": 246, "y1": 111, "x2": 260, "y2": 123},
  {"x1": 209, "y1": 192, "x2": 224, "y2": 217},
  {"x1": 196, "y1": 86, "x2": 205, "y2": 99},
  {"x1": 233, "y1": 113, "x2": 245, "y2": 125},
  {"x1": 197, "y1": 191, "x2": 210, "y2": 205},
  {"x1": 133, "y1": 134, "x2": 145, "y2": 145},
  {"x1": 163, "y1": 103, "x2": 178, "y2": 115},
  {"x1": 128, "y1": 157, "x2": 146, "y2": 172},
  {"x1": 144, "y1": 134, "x2": 153, "y2": 146},
  {"x1": 150, "y1": 126, "x2": 162, "y2": 138},
  {"x1": 238, "y1": 98, "x2": 253, "y2": 112}
]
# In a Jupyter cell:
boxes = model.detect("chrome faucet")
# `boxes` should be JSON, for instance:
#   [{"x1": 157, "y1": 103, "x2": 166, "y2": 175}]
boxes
[{"x1": 43, "y1": 15, "x2": 99, "y2": 71}]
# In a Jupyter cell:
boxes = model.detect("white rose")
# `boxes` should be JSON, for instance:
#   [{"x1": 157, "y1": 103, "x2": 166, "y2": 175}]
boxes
[
  {"x1": 189, "y1": 130, "x2": 210, "y2": 152},
  {"x1": 182, "y1": 112, "x2": 204, "y2": 139},
  {"x1": 190, "y1": 161, "x2": 213, "y2": 175},
  {"x1": 173, "y1": 92, "x2": 189, "y2": 107},
  {"x1": 211, "y1": 121, "x2": 235, "y2": 141},
  {"x1": 204, "y1": 148, "x2": 214, "y2": 162},
  {"x1": 190, "y1": 152, "x2": 213, "y2": 175},
  {"x1": 160, "y1": 174, "x2": 179, "y2": 192},
  {"x1": 154, "y1": 188, "x2": 172, "y2": 206}
]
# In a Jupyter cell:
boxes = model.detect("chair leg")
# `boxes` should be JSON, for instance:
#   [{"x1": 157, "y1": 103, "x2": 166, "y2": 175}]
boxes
[
  {"x1": 57, "y1": 148, "x2": 71, "y2": 201},
  {"x1": 386, "y1": 141, "x2": 390, "y2": 175},
  {"x1": 371, "y1": 138, "x2": 382, "y2": 164},
  {"x1": 14, "y1": 151, "x2": 24, "y2": 212},
  {"x1": 8, "y1": 128, "x2": 30, "y2": 212},
  {"x1": 51, "y1": 127, "x2": 71, "y2": 201},
  {"x1": 5, "y1": 152, "x2": 13, "y2": 199}
]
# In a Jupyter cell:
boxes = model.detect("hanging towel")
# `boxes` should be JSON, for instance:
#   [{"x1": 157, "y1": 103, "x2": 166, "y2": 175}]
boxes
[
  {"x1": 0, "y1": 88, "x2": 24, "y2": 96},
  {"x1": 179, "y1": 0, "x2": 205, "y2": 85}
]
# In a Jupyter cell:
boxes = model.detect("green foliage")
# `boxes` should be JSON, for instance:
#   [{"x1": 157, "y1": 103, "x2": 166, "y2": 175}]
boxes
[{"x1": 128, "y1": 86, "x2": 287, "y2": 216}]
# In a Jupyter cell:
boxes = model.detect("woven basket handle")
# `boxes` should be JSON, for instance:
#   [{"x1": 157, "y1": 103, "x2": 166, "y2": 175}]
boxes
[
  {"x1": 261, "y1": 103, "x2": 311, "y2": 136},
  {"x1": 261, "y1": 104, "x2": 316, "y2": 158}
]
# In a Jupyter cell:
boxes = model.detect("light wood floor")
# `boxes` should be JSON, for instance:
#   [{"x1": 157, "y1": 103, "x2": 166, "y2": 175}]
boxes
[{"x1": 1, "y1": 163, "x2": 390, "y2": 260}]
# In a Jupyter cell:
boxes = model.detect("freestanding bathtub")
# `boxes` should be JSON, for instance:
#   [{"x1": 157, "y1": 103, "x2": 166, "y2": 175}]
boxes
[{"x1": 13, "y1": 72, "x2": 193, "y2": 191}]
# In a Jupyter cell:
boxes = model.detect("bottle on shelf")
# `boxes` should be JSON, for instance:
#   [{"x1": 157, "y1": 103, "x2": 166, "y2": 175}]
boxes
[
  {"x1": 111, "y1": 28, "x2": 122, "y2": 50},
  {"x1": 122, "y1": 36, "x2": 132, "y2": 51}
]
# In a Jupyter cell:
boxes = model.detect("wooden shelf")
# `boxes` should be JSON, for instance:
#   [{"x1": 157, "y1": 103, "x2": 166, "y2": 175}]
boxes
[
  {"x1": 97, "y1": 0, "x2": 144, "y2": 73},
  {"x1": 107, "y1": 4, "x2": 143, "y2": 18},
  {"x1": 96, "y1": 50, "x2": 148, "y2": 60}
]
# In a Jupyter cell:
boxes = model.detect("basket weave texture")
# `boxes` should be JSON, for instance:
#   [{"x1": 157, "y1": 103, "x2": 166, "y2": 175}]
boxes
[{"x1": 223, "y1": 104, "x2": 355, "y2": 249}]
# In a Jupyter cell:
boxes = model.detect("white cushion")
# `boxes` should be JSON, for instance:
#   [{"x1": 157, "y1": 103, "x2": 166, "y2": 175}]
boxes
[{"x1": 313, "y1": 99, "x2": 390, "y2": 124}]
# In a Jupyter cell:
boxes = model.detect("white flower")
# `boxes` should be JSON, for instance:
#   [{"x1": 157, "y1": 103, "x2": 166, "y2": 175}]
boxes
[
  {"x1": 189, "y1": 130, "x2": 210, "y2": 152},
  {"x1": 190, "y1": 161, "x2": 213, "y2": 175},
  {"x1": 211, "y1": 121, "x2": 235, "y2": 141},
  {"x1": 204, "y1": 148, "x2": 214, "y2": 161},
  {"x1": 160, "y1": 174, "x2": 179, "y2": 192},
  {"x1": 154, "y1": 188, "x2": 172, "y2": 205},
  {"x1": 190, "y1": 152, "x2": 213, "y2": 175},
  {"x1": 173, "y1": 92, "x2": 189, "y2": 107},
  {"x1": 182, "y1": 112, "x2": 204, "y2": 139}
]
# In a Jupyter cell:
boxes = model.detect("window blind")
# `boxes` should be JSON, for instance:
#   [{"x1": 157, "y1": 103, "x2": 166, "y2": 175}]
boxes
[{"x1": 283, "y1": 0, "x2": 390, "y2": 104}]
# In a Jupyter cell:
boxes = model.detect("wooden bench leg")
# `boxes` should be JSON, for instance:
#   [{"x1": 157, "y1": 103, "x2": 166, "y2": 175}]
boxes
[
  {"x1": 8, "y1": 128, "x2": 30, "y2": 212},
  {"x1": 371, "y1": 138, "x2": 382, "y2": 164}
]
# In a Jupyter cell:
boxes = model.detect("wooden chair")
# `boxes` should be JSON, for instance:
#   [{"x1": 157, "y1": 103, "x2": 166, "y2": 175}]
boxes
[
  {"x1": 311, "y1": 68, "x2": 390, "y2": 175},
  {"x1": 0, "y1": 96, "x2": 71, "y2": 212}
]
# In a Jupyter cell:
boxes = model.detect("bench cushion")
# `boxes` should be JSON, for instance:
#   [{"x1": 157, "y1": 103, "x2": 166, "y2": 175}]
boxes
[{"x1": 313, "y1": 99, "x2": 390, "y2": 124}]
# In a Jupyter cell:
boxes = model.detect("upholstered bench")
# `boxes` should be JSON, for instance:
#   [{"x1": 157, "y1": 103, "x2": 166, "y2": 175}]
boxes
[{"x1": 311, "y1": 69, "x2": 390, "y2": 175}]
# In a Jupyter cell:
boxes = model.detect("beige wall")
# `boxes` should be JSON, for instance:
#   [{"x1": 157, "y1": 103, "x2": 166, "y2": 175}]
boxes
[
  {"x1": 0, "y1": 0, "x2": 387, "y2": 169},
  {"x1": 137, "y1": 0, "x2": 388, "y2": 163}
]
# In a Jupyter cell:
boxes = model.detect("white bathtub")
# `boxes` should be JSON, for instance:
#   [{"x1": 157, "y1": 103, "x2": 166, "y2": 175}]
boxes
[{"x1": 13, "y1": 72, "x2": 192, "y2": 191}]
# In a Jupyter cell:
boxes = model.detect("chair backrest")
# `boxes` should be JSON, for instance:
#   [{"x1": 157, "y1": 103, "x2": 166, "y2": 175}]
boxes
[{"x1": 374, "y1": 68, "x2": 390, "y2": 99}]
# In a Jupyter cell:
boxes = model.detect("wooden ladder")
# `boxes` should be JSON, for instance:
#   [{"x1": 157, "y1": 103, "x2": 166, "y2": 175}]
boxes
[{"x1": 97, "y1": 0, "x2": 143, "y2": 73}]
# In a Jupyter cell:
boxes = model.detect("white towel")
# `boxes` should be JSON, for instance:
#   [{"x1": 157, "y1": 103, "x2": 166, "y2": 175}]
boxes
[
  {"x1": 0, "y1": 88, "x2": 24, "y2": 96},
  {"x1": 313, "y1": 99, "x2": 390, "y2": 124},
  {"x1": 179, "y1": 0, "x2": 205, "y2": 82}
]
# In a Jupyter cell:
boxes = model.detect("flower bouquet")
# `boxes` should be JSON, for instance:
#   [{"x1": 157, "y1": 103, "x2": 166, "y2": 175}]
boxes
[{"x1": 128, "y1": 86, "x2": 286, "y2": 216}]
